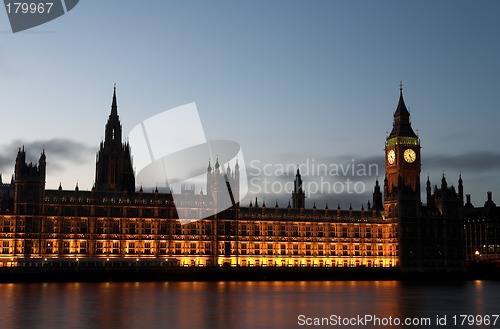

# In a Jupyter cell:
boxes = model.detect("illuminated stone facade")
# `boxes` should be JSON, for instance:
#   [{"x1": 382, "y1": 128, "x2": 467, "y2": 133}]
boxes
[
  {"x1": 0, "y1": 166, "x2": 398, "y2": 267},
  {"x1": 0, "y1": 87, "x2": 470, "y2": 270}
]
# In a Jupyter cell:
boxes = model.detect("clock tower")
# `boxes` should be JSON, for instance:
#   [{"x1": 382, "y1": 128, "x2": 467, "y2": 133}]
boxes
[
  {"x1": 384, "y1": 84, "x2": 421, "y2": 268},
  {"x1": 384, "y1": 84, "x2": 421, "y2": 204}
]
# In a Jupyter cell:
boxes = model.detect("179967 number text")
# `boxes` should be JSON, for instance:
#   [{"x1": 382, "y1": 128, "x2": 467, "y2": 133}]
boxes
[
  {"x1": 452, "y1": 315, "x2": 499, "y2": 326},
  {"x1": 5, "y1": 2, "x2": 53, "y2": 14}
]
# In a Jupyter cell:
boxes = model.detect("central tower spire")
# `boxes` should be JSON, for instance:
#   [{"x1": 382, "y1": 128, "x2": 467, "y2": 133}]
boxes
[
  {"x1": 95, "y1": 86, "x2": 135, "y2": 193},
  {"x1": 111, "y1": 84, "x2": 118, "y2": 116},
  {"x1": 105, "y1": 85, "x2": 122, "y2": 145}
]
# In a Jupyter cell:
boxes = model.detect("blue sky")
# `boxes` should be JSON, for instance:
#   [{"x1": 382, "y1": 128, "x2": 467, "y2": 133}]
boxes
[{"x1": 1, "y1": 1, "x2": 499, "y2": 208}]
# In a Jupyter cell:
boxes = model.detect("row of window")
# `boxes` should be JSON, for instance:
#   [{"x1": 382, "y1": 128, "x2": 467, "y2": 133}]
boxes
[
  {"x1": 240, "y1": 213, "x2": 384, "y2": 222},
  {"x1": 4, "y1": 219, "x2": 398, "y2": 238},
  {"x1": 0, "y1": 240, "x2": 397, "y2": 257},
  {"x1": 44, "y1": 197, "x2": 176, "y2": 205}
]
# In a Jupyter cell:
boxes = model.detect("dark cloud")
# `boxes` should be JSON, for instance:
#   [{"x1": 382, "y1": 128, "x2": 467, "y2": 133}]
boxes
[
  {"x1": 423, "y1": 151, "x2": 500, "y2": 173},
  {"x1": 0, "y1": 138, "x2": 94, "y2": 173}
]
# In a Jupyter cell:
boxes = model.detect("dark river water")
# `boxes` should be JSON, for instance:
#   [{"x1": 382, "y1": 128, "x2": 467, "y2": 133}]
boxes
[{"x1": 0, "y1": 280, "x2": 499, "y2": 329}]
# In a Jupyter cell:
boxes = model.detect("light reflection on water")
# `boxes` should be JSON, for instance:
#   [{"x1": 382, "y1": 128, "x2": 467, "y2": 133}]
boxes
[{"x1": 0, "y1": 280, "x2": 498, "y2": 329}]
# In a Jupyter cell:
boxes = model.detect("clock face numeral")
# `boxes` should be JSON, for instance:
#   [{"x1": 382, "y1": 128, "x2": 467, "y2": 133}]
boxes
[
  {"x1": 387, "y1": 150, "x2": 395, "y2": 164},
  {"x1": 404, "y1": 149, "x2": 416, "y2": 163}
]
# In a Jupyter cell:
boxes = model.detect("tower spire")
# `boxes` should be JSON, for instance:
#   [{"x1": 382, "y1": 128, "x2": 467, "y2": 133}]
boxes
[
  {"x1": 388, "y1": 82, "x2": 417, "y2": 138},
  {"x1": 104, "y1": 85, "x2": 122, "y2": 144},
  {"x1": 291, "y1": 165, "x2": 305, "y2": 209},
  {"x1": 111, "y1": 84, "x2": 118, "y2": 118},
  {"x1": 95, "y1": 86, "x2": 135, "y2": 193}
]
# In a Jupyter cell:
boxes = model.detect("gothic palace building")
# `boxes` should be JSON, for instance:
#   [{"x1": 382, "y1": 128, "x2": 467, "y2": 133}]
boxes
[{"x1": 0, "y1": 87, "x2": 498, "y2": 270}]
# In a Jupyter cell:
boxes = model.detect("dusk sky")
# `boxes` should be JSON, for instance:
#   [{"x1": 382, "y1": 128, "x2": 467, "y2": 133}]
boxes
[{"x1": 1, "y1": 1, "x2": 499, "y2": 209}]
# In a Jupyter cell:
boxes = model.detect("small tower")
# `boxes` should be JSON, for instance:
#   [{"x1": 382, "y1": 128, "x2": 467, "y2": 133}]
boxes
[
  {"x1": 13, "y1": 147, "x2": 46, "y2": 256},
  {"x1": 232, "y1": 159, "x2": 240, "y2": 204},
  {"x1": 372, "y1": 179, "x2": 383, "y2": 211},
  {"x1": 206, "y1": 160, "x2": 212, "y2": 195},
  {"x1": 207, "y1": 157, "x2": 237, "y2": 210},
  {"x1": 484, "y1": 191, "x2": 496, "y2": 208},
  {"x1": 14, "y1": 147, "x2": 46, "y2": 216},
  {"x1": 458, "y1": 173, "x2": 464, "y2": 204},
  {"x1": 291, "y1": 167, "x2": 305, "y2": 209},
  {"x1": 426, "y1": 175, "x2": 432, "y2": 206}
]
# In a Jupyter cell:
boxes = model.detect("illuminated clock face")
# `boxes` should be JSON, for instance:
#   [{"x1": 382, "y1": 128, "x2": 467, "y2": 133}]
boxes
[
  {"x1": 387, "y1": 150, "x2": 395, "y2": 164},
  {"x1": 404, "y1": 149, "x2": 416, "y2": 163}
]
